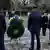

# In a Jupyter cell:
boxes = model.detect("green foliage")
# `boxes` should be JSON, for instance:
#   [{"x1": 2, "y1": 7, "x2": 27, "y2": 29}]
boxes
[{"x1": 7, "y1": 18, "x2": 24, "y2": 39}]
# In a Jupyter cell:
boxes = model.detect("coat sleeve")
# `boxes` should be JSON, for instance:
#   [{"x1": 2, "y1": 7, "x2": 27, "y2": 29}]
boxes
[
  {"x1": 3, "y1": 17, "x2": 6, "y2": 32},
  {"x1": 28, "y1": 14, "x2": 32, "y2": 30},
  {"x1": 46, "y1": 16, "x2": 48, "y2": 23}
]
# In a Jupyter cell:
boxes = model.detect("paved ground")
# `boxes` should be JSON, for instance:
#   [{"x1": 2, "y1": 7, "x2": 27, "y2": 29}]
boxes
[{"x1": 4, "y1": 16, "x2": 50, "y2": 50}]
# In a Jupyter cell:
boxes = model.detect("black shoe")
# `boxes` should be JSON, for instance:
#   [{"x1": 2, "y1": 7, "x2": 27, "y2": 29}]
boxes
[
  {"x1": 29, "y1": 48, "x2": 32, "y2": 50},
  {"x1": 37, "y1": 48, "x2": 40, "y2": 50},
  {"x1": 48, "y1": 43, "x2": 50, "y2": 45}
]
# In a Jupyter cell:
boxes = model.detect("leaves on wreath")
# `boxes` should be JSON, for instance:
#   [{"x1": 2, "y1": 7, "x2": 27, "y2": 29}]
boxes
[{"x1": 7, "y1": 18, "x2": 24, "y2": 39}]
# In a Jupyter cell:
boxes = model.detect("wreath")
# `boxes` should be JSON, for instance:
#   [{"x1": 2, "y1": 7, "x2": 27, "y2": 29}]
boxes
[{"x1": 7, "y1": 18, "x2": 24, "y2": 39}]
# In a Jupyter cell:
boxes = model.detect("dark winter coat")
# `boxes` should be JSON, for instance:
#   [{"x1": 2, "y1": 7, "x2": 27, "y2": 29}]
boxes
[{"x1": 28, "y1": 11, "x2": 41, "y2": 33}]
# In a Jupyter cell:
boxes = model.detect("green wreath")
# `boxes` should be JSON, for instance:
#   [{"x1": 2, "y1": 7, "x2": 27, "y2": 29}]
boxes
[{"x1": 7, "y1": 18, "x2": 24, "y2": 39}]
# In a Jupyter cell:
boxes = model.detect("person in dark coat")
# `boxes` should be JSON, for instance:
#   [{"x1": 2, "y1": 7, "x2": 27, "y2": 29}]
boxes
[
  {"x1": 0, "y1": 10, "x2": 6, "y2": 50},
  {"x1": 0, "y1": 0, "x2": 10, "y2": 49},
  {"x1": 28, "y1": 8, "x2": 41, "y2": 50},
  {"x1": 42, "y1": 13, "x2": 48, "y2": 36},
  {"x1": 48, "y1": 15, "x2": 50, "y2": 45}
]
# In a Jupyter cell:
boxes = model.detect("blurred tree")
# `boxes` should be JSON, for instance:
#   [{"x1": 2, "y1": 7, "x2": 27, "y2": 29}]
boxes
[
  {"x1": 0, "y1": 0, "x2": 11, "y2": 10},
  {"x1": 34, "y1": 0, "x2": 40, "y2": 5}
]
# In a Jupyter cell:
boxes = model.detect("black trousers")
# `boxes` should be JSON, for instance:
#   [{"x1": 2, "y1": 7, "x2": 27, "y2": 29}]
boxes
[
  {"x1": 42, "y1": 27, "x2": 46, "y2": 36},
  {"x1": 42, "y1": 24, "x2": 47, "y2": 36},
  {"x1": 48, "y1": 30, "x2": 50, "y2": 44},
  {"x1": 0, "y1": 34, "x2": 4, "y2": 50},
  {"x1": 30, "y1": 31, "x2": 40, "y2": 50}
]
